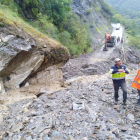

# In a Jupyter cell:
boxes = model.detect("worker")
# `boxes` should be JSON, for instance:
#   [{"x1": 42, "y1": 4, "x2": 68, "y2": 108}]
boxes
[
  {"x1": 109, "y1": 58, "x2": 130, "y2": 105},
  {"x1": 121, "y1": 38, "x2": 123, "y2": 44},
  {"x1": 136, "y1": 90, "x2": 140, "y2": 105},
  {"x1": 117, "y1": 36, "x2": 120, "y2": 43},
  {"x1": 131, "y1": 68, "x2": 140, "y2": 105}
]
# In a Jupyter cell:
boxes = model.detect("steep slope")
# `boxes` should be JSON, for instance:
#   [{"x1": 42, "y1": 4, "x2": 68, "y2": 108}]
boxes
[
  {"x1": 0, "y1": 6, "x2": 69, "y2": 92},
  {"x1": 104, "y1": 0, "x2": 140, "y2": 11},
  {"x1": 71, "y1": 0, "x2": 112, "y2": 47}
]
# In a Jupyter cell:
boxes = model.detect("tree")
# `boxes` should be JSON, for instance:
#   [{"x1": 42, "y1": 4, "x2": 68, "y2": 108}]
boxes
[
  {"x1": 14, "y1": 0, "x2": 39, "y2": 18},
  {"x1": 41, "y1": 0, "x2": 72, "y2": 28},
  {"x1": 111, "y1": 14, "x2": 123, "y2": 23}
]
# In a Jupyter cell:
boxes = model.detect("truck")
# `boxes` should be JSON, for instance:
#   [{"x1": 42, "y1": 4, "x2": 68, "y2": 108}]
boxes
[
  {"x1": 103, "y1": 33, "x2": 116, "y2": 51},
  {"x1": 116, "y1": 23, "x2": 121, "y2": 30}
]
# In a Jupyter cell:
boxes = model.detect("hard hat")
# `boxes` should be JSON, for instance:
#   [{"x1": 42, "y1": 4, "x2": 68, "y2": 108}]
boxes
[{"x1": 115, "y1": 58, "x2": 120, "y2": 63}]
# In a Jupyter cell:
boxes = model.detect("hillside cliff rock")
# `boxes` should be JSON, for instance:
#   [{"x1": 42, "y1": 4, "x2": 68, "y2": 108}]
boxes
[
  {"x1": 71, "y1": 0, "x2": 111, "y2": 47},
  {"x1": 0, "y1": 15, "x2": 69, "y2": 92}
]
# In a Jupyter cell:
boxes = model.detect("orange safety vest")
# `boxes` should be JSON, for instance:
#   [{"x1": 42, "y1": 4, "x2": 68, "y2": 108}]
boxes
[{"x1": 132, "y1": 69, "x2": 140, "y2": 90}]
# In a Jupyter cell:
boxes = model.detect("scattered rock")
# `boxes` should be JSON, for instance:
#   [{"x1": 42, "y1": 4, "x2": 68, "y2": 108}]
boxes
[
  {"x1": 113, "y1": 105, "x2": 118, "y2": 109},
  {"x1": 67, "y1": 135, "x2": 75, "y2": 140},
  {"x1": 118, "y1": 125, "x2": 128, "y2": 132},
  {"x1": 72, "y1": 101, "x2": 86, "y2": 110},
  {"x1": 0, "y1": 75, "x2": 139, "y2": 139},
  {"x1": 25, "y1": 82, "x2": 29, "y2": 87},
  {"x1": 11, "y1": 122, "x2": 23, "y2": 132},
  {"x1": 0, "y1": 96, "x2": 5, "y2": 104},
  {"x1": 48, "y1": 131, "x2": 60, "y2": 138},
  {"x1": 127, "y1": 113, "x2": 135, "y2": 121},
  {"x1": 0, "y1": 78, "x2": 5, "y2": 94},
  {"x1": 85, "y1": 104, "x2": 97, "y2": 122}
]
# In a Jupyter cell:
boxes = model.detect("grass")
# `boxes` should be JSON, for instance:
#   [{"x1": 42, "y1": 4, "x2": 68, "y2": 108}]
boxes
[{"x1": 0, "y1": 5, "x2": 62, "y2": 49}]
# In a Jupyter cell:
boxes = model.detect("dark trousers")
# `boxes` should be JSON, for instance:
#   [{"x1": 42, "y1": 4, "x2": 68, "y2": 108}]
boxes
[
  {"x1": 138, "y1": 90, "x2": 140, "y2": 101},
  {"x1": 113, "y1": 82, "x2": 127, "y2": 102}
]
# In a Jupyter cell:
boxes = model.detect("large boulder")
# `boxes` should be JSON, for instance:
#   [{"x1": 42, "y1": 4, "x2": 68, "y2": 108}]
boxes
[{"x1": 0, "y1": 17, "x2": 69, "y2": 91}]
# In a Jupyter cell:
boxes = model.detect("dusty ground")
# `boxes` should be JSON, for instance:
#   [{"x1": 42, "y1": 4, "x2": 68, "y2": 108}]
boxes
[
  {"x1": 0, "y1": 24, "x2": 140, "y2": 140},
  {"x1": 0, "y1": 82, "x2": 66, "y2": 123},
  {"x1": 0, "y1": 70, "x2": 140, "y2": 140}
]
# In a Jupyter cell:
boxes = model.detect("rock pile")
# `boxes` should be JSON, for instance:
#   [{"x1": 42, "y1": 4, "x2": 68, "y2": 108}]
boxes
[{"x1": 0, "y1": 77, "x2": 140, "y2": 140}]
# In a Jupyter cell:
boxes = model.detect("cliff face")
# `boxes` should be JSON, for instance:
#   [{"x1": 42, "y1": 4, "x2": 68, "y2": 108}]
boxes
[
  {"x1": 71, "y1": 0, "x2": 111, "y2": 47},
  {"x1": 0, "y1": 8, "x2": 70, "y2": 93}
]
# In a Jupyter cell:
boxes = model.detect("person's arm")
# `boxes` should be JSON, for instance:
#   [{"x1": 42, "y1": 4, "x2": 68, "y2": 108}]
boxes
[
  {"x1": 109, "y1": 66, "x2": 118, "y2": 74},
  {"x1": 124, "y1": 66, "x2": 130, "y2": 74}
]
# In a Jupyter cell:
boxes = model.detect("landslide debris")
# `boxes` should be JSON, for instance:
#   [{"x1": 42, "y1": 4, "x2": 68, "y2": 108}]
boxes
[
  {"x1": 0, "y1": 7, "x2": 70, "y2": 91},
  {"x1": 0, "y1": 74, "x2": 140, "y2": 140}
]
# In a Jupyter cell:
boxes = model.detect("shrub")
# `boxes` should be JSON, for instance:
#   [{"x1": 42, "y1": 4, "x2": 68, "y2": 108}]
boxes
[
  {"x1": 95, "y1": 7, "x2": 101, "y2": 12},
  {"x1": 87, "y1": 8, "x2": 93, "y2": 15},
  {"x1": 0, "y1": 0, "x2": 93, "y2": 56},
  {"x1": 58, "y1": 31, "x2": 71, "y2": 46},
  {"x1": 130, "y1": 36, "x2": 140, "y2": 49}
]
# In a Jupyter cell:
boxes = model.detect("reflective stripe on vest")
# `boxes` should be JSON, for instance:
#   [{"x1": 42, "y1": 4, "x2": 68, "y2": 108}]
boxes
[
  {"x1": 126, "y1": 68, "x2": 130, "y2": 73},
  {"x1": 132, "y1": 69, "x2": 140, "y2": 90},
  {"x1": 109, "y1": 69, "x2": 113, "y2": 74},
  {"x1": 112, "y1": 72, "x2": 126, "y2": 80},
  {"x1": 136, "y1": 75, "x2": 140, "y2": 79}
]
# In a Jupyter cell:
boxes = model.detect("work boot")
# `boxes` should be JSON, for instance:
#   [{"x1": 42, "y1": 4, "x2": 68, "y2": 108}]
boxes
[
  {"x1": 136, "y1": 100, "x2": 140, "y2": 106},
  {"x1": 114, "y1": 101, "x2": 118, "y2": 105},
  {"x1": 122, "y1": 102, "x2": 126, "y2": 106}
]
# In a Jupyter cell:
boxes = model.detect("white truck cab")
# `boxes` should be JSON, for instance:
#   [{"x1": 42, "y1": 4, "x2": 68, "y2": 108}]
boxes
[{"x1": 116, "y1": 23, "x2": 121, "y2": 30}]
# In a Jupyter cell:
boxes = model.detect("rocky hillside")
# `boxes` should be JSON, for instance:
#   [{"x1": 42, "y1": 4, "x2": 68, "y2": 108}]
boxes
[
  {"x1": 0, "y1": 7, "x2": 69, "y2": 93},
  {"x1": 0, "y1": 0, "x2": 114, "y2": 92},
  {"x1": 71, "y1": 0, "x2": 112, "y2": 47}
]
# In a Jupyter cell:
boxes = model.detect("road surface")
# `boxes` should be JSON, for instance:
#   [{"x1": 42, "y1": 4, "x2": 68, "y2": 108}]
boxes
[
  {"x1": 89, "y1": 23, "x2": 123, "y2": 64},
  {"x1": 62, "y1": 23, "x2": 124, "y2": 80}
]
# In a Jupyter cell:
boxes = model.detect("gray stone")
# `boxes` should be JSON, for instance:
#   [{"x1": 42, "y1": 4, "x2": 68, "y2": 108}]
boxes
[
  {"x1": 118, "y1": 125, "x2": 128, "y2": 132},
  {"x1": 127, "y1": 113, "x2": 134, "y2": 121},
  {"x1": 85, "y1": 104, "x2": 97, "y2": 122},
  {"x1": 67, "y1": 135, "x2": 75, "y2": 140},
  {"x1": 0, "y1": 78, "x2": 5, "y2": 94},
  {"x1": 11, "y1": 122, "x2": 23, "y2": 132},
  {"x1": 72, "y1": 102, "x2": 86, "y2": 110},
  {"x1": 0, "y1": 96, "x2": 4, "y2": 104},
  {"x1": 49, "y1": 131, "x2": 60, "y2": 138},
  {"x1": 25, "y1": 82, "x2": 29, "y2": 87},
  {"x1": 0, "y1": 25, "x2": 69, "y2": 91}
]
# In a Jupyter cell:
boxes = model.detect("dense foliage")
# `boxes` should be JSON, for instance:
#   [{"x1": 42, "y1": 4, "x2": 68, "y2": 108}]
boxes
[
  {"x1": 104, "y1": 0, "x2": 140, "y2": 12},
  {"x1": 0, "y1": 0, "x2": 93, "y2": 56},
  {"x1": 98, "y1": 0, "x2": 113, "y2": 16},
  {"x1": 104, "y1": 0, "x2": 140, "y2": 49}
]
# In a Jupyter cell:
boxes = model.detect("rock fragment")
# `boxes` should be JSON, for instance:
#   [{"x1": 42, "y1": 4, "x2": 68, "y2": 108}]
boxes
[{"x1": 11, "y1": 122, "x2": 23, "y2": 132}]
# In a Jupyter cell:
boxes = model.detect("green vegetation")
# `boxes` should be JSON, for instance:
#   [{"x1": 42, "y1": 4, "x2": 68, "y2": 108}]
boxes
[
  {"x1": 104, "y1": 0, "x2": 140, "y2": 12},
  {"x1": 0, "y1": 0, "x2": 93, "y2": 56},
  {"x1": 111, "y1": 14, "x2": 140, "y2": 49},
  {"x1": 104, "y1": 0, "x2": 140, "y2": 49},
  {"x1": 0, "y1": 5, "x2": 62, "y2": 49},
  {"x1": 98, "y1": 0, "x2": 113, "y2": 16},
  {"x1": 87, "y1": 8, "x2": 93, "y2": 15}
]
